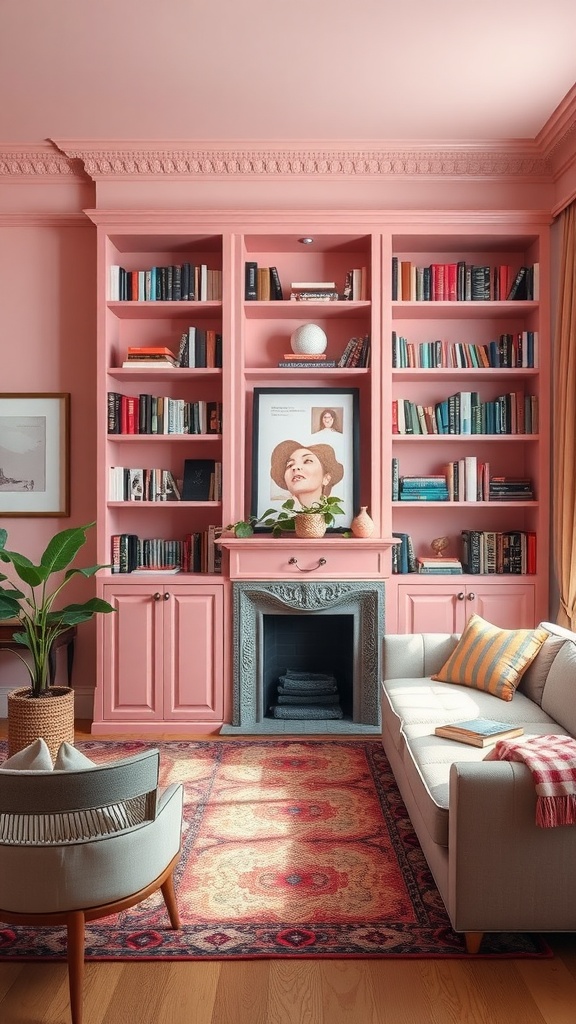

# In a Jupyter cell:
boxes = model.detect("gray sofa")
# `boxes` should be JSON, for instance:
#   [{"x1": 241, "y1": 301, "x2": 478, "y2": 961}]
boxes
[{"x1": 381, "y1": 621, "x2": 576, "y2": 953}]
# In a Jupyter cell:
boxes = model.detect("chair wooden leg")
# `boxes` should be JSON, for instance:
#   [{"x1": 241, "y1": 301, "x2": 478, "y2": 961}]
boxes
[
  {"x1": 161, "y1": 870, "x2": 181, "y2": 929},
  {"x1": 67, "y1": 910, "x2": 86, "y2": 1024},
  {"x1": 464, "y1": 931, "x2": 483, "y2": 954}
]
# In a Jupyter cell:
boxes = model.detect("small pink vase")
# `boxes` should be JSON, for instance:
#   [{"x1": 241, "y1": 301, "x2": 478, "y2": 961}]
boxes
[{"x1": 351, "y1": 506, "x2": 375, "y2": 538}]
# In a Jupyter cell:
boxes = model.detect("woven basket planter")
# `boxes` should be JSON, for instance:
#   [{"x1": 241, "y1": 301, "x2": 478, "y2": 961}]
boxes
[
  {"x1": 294, "y1": 513, "x2": 327, "y2": 539},
  {"x1": 7, "y1": 686, "x2": 75, "y2": 762}
]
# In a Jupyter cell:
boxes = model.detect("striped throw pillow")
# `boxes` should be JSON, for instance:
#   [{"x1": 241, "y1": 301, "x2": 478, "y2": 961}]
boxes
[{"x1": 431, "y1": 614, "x2": 550, "y2": 701}]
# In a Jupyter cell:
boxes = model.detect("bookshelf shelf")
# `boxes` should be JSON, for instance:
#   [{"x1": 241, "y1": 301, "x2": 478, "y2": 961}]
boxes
[
  {"x1": 108, "y1": 301, "x2": 222, "y2": 320},
  {"x1": 243, "y1": 300, "x2": 370, "y2": 320}
]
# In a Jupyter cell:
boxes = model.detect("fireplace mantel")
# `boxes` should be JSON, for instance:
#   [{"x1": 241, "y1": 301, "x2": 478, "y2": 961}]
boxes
[{"x1": 220, "y1": 536, "x2": 397, "y2": 581}]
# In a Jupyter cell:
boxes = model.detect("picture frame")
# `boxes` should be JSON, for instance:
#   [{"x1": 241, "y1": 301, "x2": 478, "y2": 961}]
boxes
[
  {"x1": 251, "y1": 388, "x2": 360, "y2": 531},
  {"x1": 0, "y1": 393, "x2": 70, "y2": 517}
]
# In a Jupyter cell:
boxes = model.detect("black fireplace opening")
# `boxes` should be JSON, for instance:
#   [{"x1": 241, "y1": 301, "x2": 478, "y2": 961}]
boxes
[{"x1": 262, "y1": 613, "x2": 354, "y2": 719}]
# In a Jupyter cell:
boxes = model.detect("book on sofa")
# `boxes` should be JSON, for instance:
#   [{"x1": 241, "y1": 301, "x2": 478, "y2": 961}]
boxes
[{"x1": 434, "y1": 718, "x2": 524, "y2": 747}]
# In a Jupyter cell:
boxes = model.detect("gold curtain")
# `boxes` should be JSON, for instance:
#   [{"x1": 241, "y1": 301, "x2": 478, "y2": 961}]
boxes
[{"x1": 553, "y1": 202, "x2": 576, "y2": 627}]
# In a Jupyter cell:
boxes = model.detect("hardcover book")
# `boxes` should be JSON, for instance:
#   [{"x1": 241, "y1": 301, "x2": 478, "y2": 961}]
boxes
[
  {"x1": 434, "y1": 719, "x2": 524, "y2": 747},
  {"x1": 182, "y1": 459, "x2": 215, "y2": 501}
]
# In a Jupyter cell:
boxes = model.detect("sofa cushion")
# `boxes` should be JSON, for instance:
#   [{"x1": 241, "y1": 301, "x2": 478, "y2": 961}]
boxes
[
  {"x1": 517, "y1": 632, "x2": 566, "y2": 705},
  {"x1": 431, "y1": 614, "x2": 549, "y2": 701},
  {"x1": 541, "y1": 637, "x2": 576, "y2": 734},
  {"x1": 381, "y1": 676, "x2": 564, "y2": 847}
]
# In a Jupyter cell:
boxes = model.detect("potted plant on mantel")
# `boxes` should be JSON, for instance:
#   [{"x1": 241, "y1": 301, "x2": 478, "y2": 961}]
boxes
[
  {"x1": 0, "y1": 522, "x2": 115, "y2": 760},
  {"x1": 226, "y1": 494, "x2": 345, "y2": 539}
]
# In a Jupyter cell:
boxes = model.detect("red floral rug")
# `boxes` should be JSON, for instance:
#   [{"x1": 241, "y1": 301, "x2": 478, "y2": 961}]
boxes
[{"x1": 0, "y1": 739, "x2": 550, "y2": 960}]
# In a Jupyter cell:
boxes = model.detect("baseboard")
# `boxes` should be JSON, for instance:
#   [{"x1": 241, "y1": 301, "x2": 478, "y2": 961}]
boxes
[{"x1": 0, "y1": 685, "x2": 94, "y2": 720}]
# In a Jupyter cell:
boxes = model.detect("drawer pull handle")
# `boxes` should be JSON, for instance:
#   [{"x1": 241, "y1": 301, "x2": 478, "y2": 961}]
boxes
[
  {"x1": 288, "y1": 557, "x2": 327, "y2": 573},
  {"x1": 154, "y1": 593, "x2": 161, "y2": 601},
  {"x1": 163, "y1": 592, "x2": 170, "y2": 600},
  {"x1": 467, "y1": 592, "x2": 475, "y2": 600},
  {"x1": 457, "y1": 592, "x2": 465, "y2": 601}
]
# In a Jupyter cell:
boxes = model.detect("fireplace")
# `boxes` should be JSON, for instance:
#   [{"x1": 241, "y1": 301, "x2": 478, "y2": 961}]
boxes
[{"x1": 223, "y1": 580, "x2": 385, "y2": 734}]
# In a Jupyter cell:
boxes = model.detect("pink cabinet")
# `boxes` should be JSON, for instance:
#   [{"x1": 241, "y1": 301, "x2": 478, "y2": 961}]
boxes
[
  {"x1": 96, "y1": 581, "x2": 224, "y2": 728},
  {"x1": 393, "y1": 579, "x2": 536, "y2": 634}
]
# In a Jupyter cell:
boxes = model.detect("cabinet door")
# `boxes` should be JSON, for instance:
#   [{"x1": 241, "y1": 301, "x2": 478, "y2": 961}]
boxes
[
  {"x1": 396, "y1": 580, "x2": 537, "y2": 634},
  {"x1": 469, "y1": 583, "x2": 535, "y2": 628},
  {"x1": 397, "y1": 583, "x2": 463, "y2": 633},
  {"x1": 101, "y1": 585, "x2": 163, "y2": 721},
  {"x1": 163, "y1": 584, "x2": 224, "y2": 720}
]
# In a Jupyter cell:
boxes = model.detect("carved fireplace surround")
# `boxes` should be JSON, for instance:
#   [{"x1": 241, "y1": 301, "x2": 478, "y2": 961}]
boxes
[{"x1": 221, "y1": 580, "x2": 385, "y2": 735}]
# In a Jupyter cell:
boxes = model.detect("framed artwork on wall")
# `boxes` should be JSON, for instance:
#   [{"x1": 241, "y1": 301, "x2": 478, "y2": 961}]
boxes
[
  {"x1": 251, "y1": 387, "x2": 359, "y2": 531},
  {"x1": 0, "y1": 393, "x2": 70, "y2": 517}
]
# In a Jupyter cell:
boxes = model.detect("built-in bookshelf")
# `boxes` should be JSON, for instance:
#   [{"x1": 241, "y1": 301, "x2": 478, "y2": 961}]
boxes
[
  {"x1": 385, "y1": 221, "x2": 549, "y2": 632},
  {"x1": 87, "y1": 211, "x2": 550, "y2": 727}
]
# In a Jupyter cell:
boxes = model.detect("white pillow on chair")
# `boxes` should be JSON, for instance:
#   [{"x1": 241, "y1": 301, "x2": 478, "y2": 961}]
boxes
[
  {"x1": 53, "y1": 742, "x2": 96, "y2": 771},
  {"x1": 0, "y1": 738, "x2": 54, "y2": 771}
]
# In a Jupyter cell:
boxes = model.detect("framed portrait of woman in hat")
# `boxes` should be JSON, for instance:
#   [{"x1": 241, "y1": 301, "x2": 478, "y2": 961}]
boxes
[{"x1": 251, "y1": 387, "x2": 360, "y2": 530}]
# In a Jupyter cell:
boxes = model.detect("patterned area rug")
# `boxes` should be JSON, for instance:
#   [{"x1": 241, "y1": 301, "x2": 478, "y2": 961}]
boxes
[{"x1": 0, "y1": 738, "x2": 550, "y2": 960}]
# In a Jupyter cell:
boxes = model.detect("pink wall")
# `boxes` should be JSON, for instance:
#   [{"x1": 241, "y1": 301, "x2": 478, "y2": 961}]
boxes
[
  {"x1": 1, "y1": 129, "x2": 575, "y2": 701},
  {"x1": 0, "y1": 220, "x2": 98, "y2": 692}
]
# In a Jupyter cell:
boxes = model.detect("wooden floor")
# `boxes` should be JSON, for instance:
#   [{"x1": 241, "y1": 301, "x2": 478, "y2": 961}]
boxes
[{"x1": 1, "y1": 721, "x2": 576, "y2": 1024}]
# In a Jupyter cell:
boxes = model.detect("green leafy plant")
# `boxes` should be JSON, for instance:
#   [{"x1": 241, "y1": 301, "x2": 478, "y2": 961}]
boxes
[
  {"x1": 0, "y1": 522, "x2": 115, "y2": 697},
  {"x1": 227, "y1": 494, "x2": 345, "y2": 538}
]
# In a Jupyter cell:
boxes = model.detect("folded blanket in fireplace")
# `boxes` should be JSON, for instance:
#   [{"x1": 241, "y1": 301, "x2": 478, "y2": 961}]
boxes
[
  {"x1": 271, "y1": 704, "x2": 344, "y2": 720},
  {"x1": 279, "y1": 676, "x2": 337, "y2": 693},
  {"x1": 277, "y1": 694, "x2": 341, "y2": 705},
  {"x1": 486, "y1": 733, "x2": 576, "y2": 827},
  {"x1": 277, "y1": 684, "x2": 338, "y2": 696},
  {"x1": 284, "y1": 670, "x2": 336, "y2": 682}
]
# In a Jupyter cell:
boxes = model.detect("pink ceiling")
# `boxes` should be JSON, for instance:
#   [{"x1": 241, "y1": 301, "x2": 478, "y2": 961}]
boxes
[{"x1": 1, "y1": 0, "x2": 575, "y2": 145}]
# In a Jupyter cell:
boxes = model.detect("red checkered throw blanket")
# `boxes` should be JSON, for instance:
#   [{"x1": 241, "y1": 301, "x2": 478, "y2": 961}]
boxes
[{"x1": 486, "y1": 734, "x2": 576, "y2": 827}]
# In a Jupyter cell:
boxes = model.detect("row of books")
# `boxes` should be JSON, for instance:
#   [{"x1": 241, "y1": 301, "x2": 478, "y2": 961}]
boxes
[
  {"x1": 109, "y1": 264, "x2": 222, "y2": 302},
  {"x1": 391, "y1": 259, "x2": 539, "y2": 302},
  {"x1": 392, "y1": 332, "x2": 539, "y2": 369},
  {"x1": 109, "y1": 459, "x2": 222, "y2": 502},
  {"x1": 175, "y1": 328, "x2": 223, "y2": 368},
  {"x1": 244, "y1": 263, "x2": 284, "y2": 301},
  {"x1": 110, "y1": 529, "x2": 222, "y2": 575},
  {"x1": 107, "y1": 393, "x2": 222, "y2": 435},
  {"x1": 109, "y1": 467, "x2": 182, "y2": 502},
  {"x1": 277, "y1": 335, "x2": 371, "y2": 369},
  {"x1": 393, "y1": 392, "x2": 538, "y2": 436},
  {"x1": 243, "y1": 266, "x2": 368, "y2": 302},
  {"x1": 461, "y1": 530, "x2": 536, "y2": 574},
  {"x1": 392, "y1": 533, "x2": 464, "y2": 574},
  {"x1": 391, "y1": 529, "x2": 537, "y2": 575},
  {"x1": 392, "y1": 459, "x2": 534, "y2": 503}
]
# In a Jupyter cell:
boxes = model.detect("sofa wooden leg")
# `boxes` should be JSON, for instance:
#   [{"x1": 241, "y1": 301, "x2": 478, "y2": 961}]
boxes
[{"x1": 464, "y1": 931, "x2": 483, "y2": 954}]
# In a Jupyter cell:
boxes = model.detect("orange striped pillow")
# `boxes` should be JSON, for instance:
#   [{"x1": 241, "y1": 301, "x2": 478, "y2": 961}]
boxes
[{"x1": 431, "y1": 614, "x2": 550, "y2": 701}]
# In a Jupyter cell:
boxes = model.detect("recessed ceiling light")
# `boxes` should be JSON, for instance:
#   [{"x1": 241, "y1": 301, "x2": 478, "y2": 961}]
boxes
[{"x1": 298, "y1": 237, "x2": 314, "y2": 245}]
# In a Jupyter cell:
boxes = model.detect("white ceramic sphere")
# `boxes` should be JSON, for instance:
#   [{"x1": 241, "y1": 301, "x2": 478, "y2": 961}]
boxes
[{"x1": 290, "y1": 323, "x2": 328, "y2": 355}]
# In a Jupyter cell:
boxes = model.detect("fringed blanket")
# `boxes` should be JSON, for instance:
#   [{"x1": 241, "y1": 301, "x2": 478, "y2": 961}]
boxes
[{"x1": 486, "y1": 734, "x2": 576, "y2": 827}]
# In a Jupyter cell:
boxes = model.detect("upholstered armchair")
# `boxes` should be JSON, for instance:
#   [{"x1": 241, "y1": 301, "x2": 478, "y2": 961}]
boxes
[{"x1": 0, "y1": 740, "x2": 184, "y2": 1024}]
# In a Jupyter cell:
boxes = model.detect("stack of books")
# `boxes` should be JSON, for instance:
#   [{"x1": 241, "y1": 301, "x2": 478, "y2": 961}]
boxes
[
  {"x1": 399, "y1": 476, "x2": 450, "y2": 501},
  {"x1": 289, "y1": 282, "x2": 339, "y2": 301},
  {"x1": 122, "y1": 346, "x2": 177, "y2": 368},
  {"x1": 489, "y1": 477, "x2": 534, "y2": 501},
  {"x1": 278, "y1": 353, "x2": 337, "y2": 368},
  {"x1": 417, "y1": 556, "x2": 463, "y2": 575}
]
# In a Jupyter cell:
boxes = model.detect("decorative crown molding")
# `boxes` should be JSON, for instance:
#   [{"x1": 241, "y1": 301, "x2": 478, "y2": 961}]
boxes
[
  {"x1": 0, "y1": 143, "x2": 78, "y2": 179},
  {"x1": 51, "y1": 140, "x2": 553, "y2": 181}
]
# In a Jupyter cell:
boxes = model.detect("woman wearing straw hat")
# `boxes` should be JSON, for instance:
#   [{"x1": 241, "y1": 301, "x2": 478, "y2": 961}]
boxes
[{"x1": 269, "y1": 439, "x2": 344, "y2": 509}]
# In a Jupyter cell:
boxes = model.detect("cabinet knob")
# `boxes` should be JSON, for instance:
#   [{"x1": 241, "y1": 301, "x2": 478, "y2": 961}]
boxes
[
  {"x1": 163, "y1": 592, "x2": 170, "y2": 600},
  {"x1": 467, "y1": 592, "x2": 475, "y2": 600},
  {"x1": 457, "y1": 592, "x2": 465, "y2": 600},
  {"x1": 153, "y1": 592, "x2": 161, "y2": 601}
]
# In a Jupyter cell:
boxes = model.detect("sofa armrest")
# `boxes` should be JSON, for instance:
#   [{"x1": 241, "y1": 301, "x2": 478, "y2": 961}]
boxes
[
  {"x1": 383, "y1": 633, "x2": 459, "y2": 681},
  {"x1": 447, "y1": 760, "x2": 576, "y2": 933}
]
